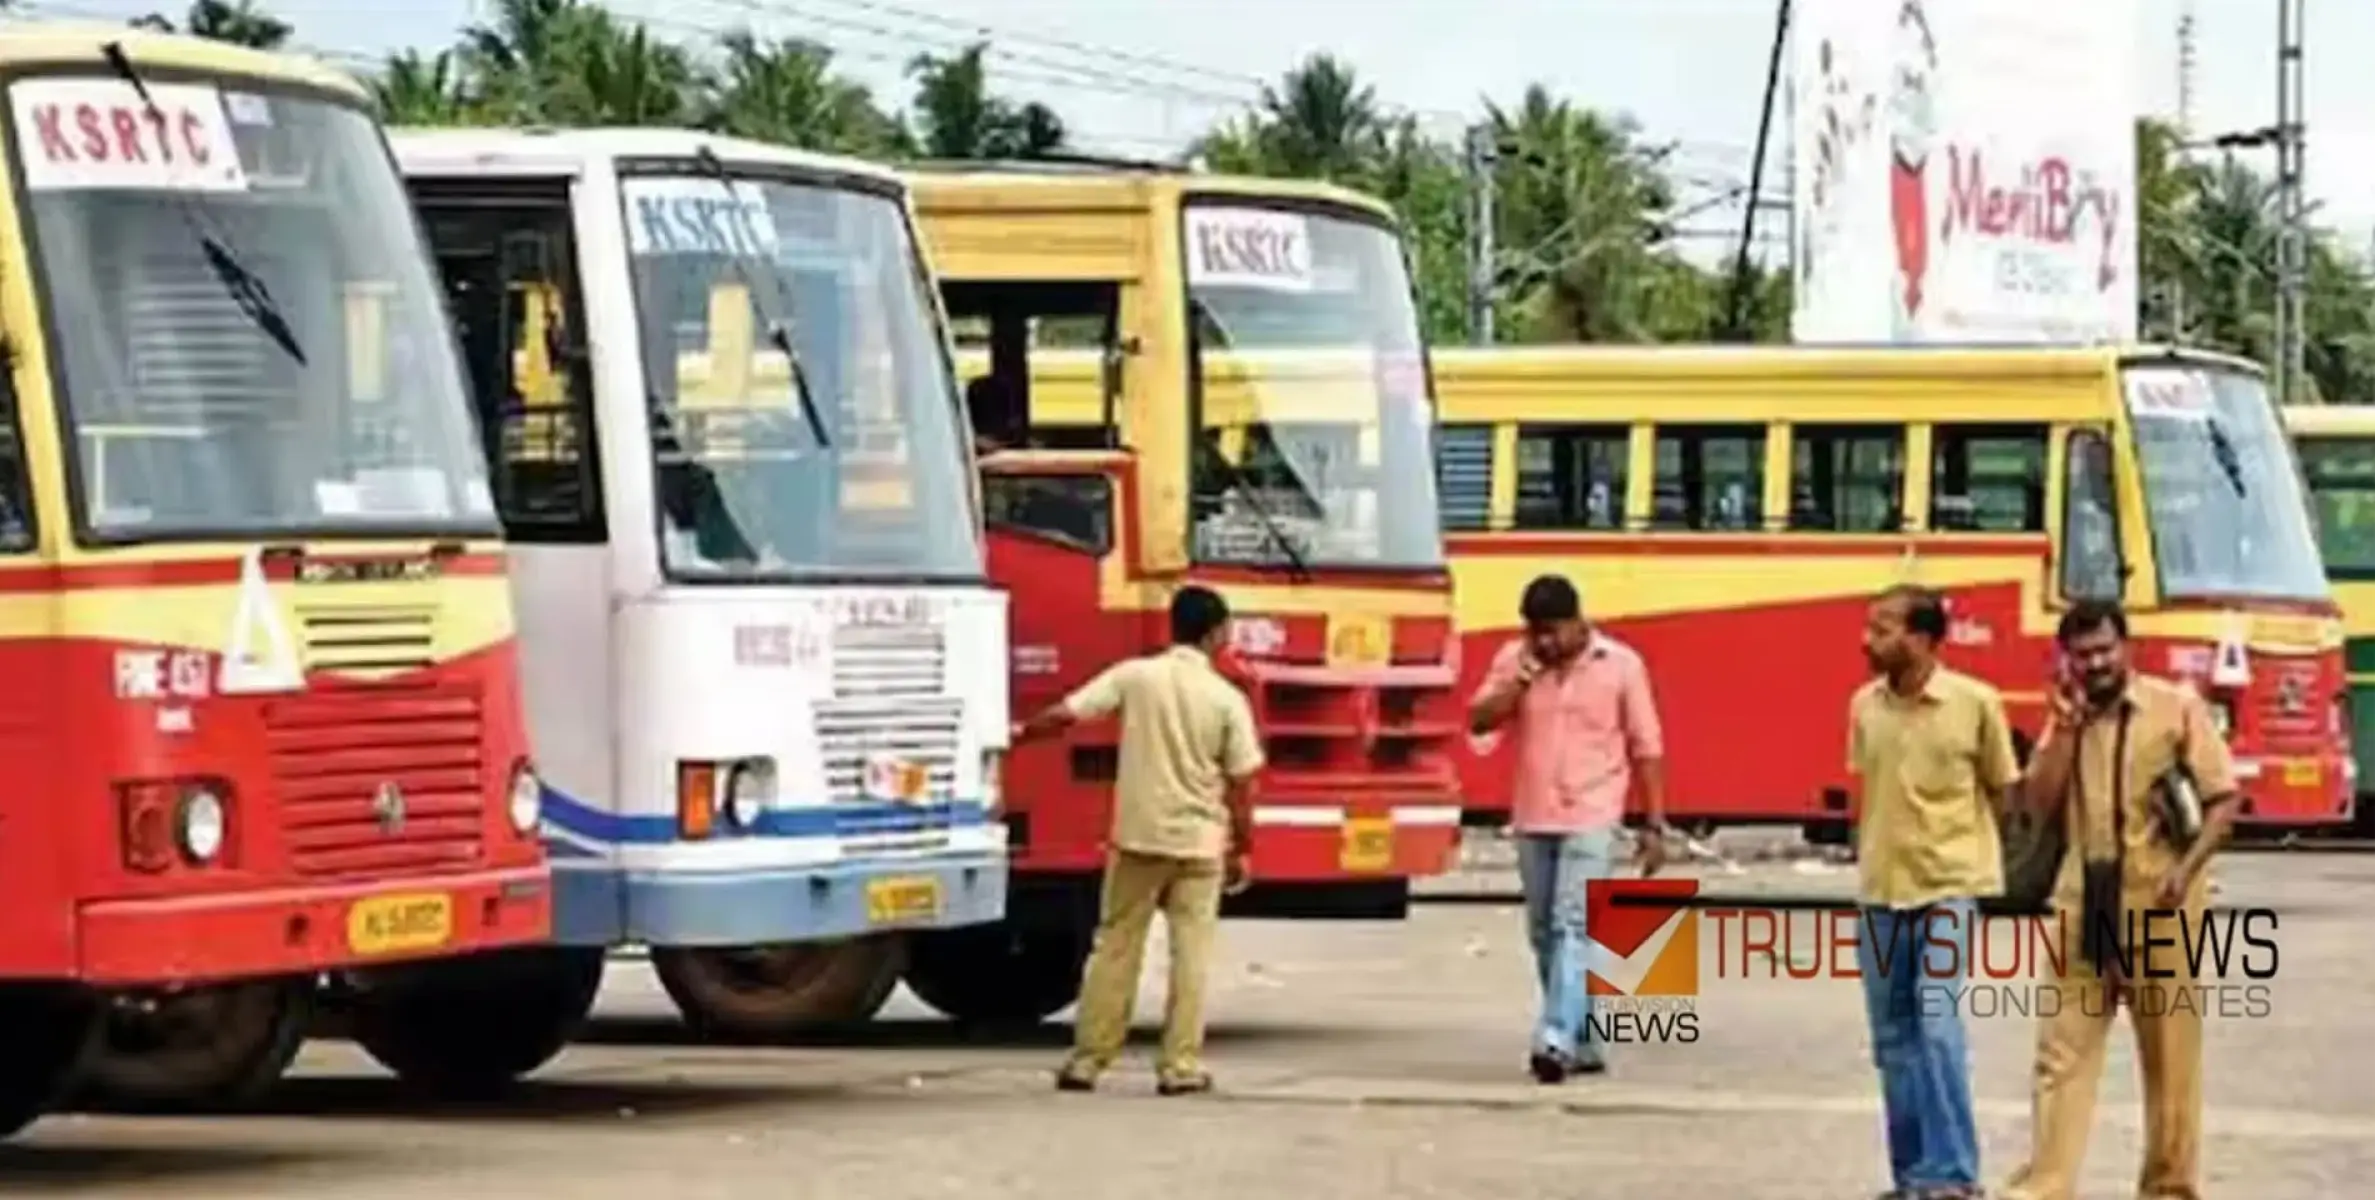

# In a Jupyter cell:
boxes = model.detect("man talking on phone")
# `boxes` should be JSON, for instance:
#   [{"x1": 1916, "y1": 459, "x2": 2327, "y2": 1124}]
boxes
[
  {"x1": 1013, "y1": 585, "x2": 1262, "y2": 1096},
  {"x1": 1469, "y1": 574, "x2": 1669, "y2": 1084},
  {"x1": 1846, "y1": 584, "x2": 2019, "y2": 1200}
]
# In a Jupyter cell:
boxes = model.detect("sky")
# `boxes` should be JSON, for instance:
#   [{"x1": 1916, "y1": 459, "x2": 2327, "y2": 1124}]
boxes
[{"x1": 18, "y1": 0, "x2": 2373, "y2": 266}]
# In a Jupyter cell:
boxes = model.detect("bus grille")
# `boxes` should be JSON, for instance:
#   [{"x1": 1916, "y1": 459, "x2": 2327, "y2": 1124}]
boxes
[
  {"x1": 813, "y1": 695, "x2": 964, "y2": 806},
  {"x1": 832, "y1": 623, "x2": 946, "y2": 699},
  {"x1": 263, "y1": 681, "x2": 487, "y2": 877},
  {"x1": 298, "y1": 605, "x2": 437, "y2": 675},
  {"x1": 2256, "y1": 661, "x2": 2327, "y2": 743}
]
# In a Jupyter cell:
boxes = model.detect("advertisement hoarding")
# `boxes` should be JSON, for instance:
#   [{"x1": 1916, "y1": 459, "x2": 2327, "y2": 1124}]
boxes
[{"x1": 1790, "y1": 0, "x2": 2141, "y2": 345}]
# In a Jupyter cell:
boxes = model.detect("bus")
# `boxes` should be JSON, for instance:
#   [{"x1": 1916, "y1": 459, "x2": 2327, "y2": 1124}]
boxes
[
  {"x1": 1431, "y1": 343, "x2": 2354, "y2": 839},
  {"x1": 0, "y1": 25, "x2": 553, "y2": 1124},
  {"x1": 393, "y1": 128, "x2": 1009, "y2": 1038},
  {"x1": 898, "y1": 160, "x2": 1464, "y2": 1023},
  {"x1": 2281, "y1": 404, "x2": 2375, "y2": 831}
]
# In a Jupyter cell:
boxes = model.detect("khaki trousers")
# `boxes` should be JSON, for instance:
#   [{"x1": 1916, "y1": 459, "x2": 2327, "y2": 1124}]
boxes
[
  {"x1": 2001, "y1": 905, "x2": 2208, "y2": 1200},
  {"x1": 1063, "y1": 849, "x2": 1224, "y2": 1082}
]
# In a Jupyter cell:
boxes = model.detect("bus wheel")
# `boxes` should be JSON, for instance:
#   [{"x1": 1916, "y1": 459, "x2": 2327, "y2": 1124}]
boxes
[
  {"x1": 0, "y1": 984, "x2": 99, "y2": 1140},
  {"x1": 650, "y1": 937, "x2": 905, "y2": 1039},
  {"x1": 349, "y1": 947, "x2": 604, "y2": 1098},
  {"x1": 72, "y1": 978, "x2": 312, "y2": 1113},
  {"x1": 902, "y1": 921, "x2": 1087, "y2": 1027}
]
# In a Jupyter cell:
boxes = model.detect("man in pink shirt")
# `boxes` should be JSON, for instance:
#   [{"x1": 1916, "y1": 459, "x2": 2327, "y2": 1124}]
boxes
[{"x1": 1469, "y1": 574, "x2": 1670, "y2": 1083}]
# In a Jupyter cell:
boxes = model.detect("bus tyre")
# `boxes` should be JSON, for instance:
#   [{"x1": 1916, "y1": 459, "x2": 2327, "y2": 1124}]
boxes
[
  {"x1": 349, "y1": 947, "x2": 604, "y2": 1098},
  {"x1": 0, "y1": 984, "x2": 99, "y2": 1140},
  {"x1": 902, "y1": 922, "x2": 1088, "y2": 1027},
  {"x1": 72, "y1": 978, "x2": 312, "y2": 1113},
  {"x1": 650, "y1": 937, "x2": 906, "y2": 1039}
]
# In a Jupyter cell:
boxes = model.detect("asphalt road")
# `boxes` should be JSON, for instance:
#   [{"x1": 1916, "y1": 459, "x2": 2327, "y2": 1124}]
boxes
[{"x1": 3, "y1": 846, "x2": 2370, "y2": 1199}]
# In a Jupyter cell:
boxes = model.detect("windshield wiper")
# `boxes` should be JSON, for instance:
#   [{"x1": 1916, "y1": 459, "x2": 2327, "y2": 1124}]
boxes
[
  {"x1": 1199, "y1": 441, "x2": 1313, "y2": 582},
  {"x1": 2205, "y1": 420, "x2": 2249, "y2": 497},
  {"x1": 102, "y1": 42, "x2": 304, "y2": 365},
  {"x1": 687, "y1": 145, "x2": 831, "y2": 451}
]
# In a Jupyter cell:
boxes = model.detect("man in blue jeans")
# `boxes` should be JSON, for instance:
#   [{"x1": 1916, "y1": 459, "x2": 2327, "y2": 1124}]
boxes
[
  {"x1": 1468, "y1": 575, "x2": 1670, "y2": 1082},
  {"x1": 1846, "y1": 585, "x2": 2019, "y2": 1200}
]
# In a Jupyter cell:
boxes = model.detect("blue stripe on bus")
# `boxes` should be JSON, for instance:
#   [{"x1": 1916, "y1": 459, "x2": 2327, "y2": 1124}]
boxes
[{"x1": 538, "y1": 784, "x2": 993, "y2": 846}]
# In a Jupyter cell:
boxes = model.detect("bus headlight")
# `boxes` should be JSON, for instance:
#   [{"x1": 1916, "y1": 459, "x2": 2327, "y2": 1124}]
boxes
[
  {"x1": 980, "y1": 749, "x2": 1004, "y2": 812},
  {"x1": 724, "y1": 759, "x2": 776, "y2": 830},
  {"x1": 178, "y1": 785, "x2": 227, "y2": 864},
  {"x1": 507, "y1": 763, "x2": 542, "y2": 835}
]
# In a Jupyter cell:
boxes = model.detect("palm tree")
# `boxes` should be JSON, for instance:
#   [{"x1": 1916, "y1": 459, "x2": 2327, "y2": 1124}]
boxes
[
  {"x1": 703, "y1": 31, "x2": 906, "y2": 157},
  {"x1": 907, "y1": 43, "x2": 1065, "y2": 160},
  {"x1": 372, "y1": 49, "x2": 479, "y2": 126},
  {"x1": 135, "y1": 0, "x2": 293, "y2": 49}
]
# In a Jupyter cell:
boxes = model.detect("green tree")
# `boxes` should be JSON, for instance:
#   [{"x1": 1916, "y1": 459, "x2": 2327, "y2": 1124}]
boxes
[
  {"x1": 371, "y1": 49, "x2": 484, "y2": 126},
  {"x1": 699, "y1": 30, "x2": 907, "y2": 157},
  {"x1": 906, "y1": 43, "x2": 1065, "y2": 160},
  {"x1": 134, "y1": 0, "x2": 293, "y2": 49}
]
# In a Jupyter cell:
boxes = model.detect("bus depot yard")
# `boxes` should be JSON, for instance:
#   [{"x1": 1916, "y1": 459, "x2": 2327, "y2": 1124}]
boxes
[{"x1": 3, "y1": 837, "x2": 2370, "y2": 1200}]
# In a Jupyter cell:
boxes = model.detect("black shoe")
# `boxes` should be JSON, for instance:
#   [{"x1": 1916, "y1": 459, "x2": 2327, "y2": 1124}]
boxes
[
  {"x1": 1156, "y1": 1073, "x2": 1213, "y2": 1096},
  {"x1": 1570, "y1": 1057, "x2": 1607, "y2": 1076},
  {"x1": 1054, "y1": 1068, "x2": 1095, "y2": 1092},
  {"x1": 1528, "y1": 1050, "x2": 1568, "y2": 1084}
]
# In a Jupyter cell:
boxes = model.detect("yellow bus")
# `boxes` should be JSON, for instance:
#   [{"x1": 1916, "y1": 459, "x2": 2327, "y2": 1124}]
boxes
[
  {"x1": 1429, "y1": 343, "x2": 2353, "y2": 839},
  {"x1": 2282, "y1": 404, "x2": 2375, "y2": 829},
  {"x1": 896, "y1": 160, "x2": 1463, "y2": 1024}
]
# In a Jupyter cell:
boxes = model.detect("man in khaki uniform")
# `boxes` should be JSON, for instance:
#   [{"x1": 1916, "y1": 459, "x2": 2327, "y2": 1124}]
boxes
[
  {"x1": 1011, "y1": 585, "x2": 1262, "y2": 1095},
  {"x1": 1847, "y1": 584, "x2": 2020, "y2": 1200},
  {"x1": 2001, "y1": 600, "x2": 2243, "y2": 1200}
]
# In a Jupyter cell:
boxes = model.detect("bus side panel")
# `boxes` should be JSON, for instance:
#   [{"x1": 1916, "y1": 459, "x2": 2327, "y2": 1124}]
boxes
[
  {"x1": 510, "y1": 543, "x2": 624, "y2": 946},
  {"x1": 1450, "y1": 538, "x2": 2051, "y2": 826},
  {"x1": 2338, "y1": 580, "x2": 2375, "y2": 809}
]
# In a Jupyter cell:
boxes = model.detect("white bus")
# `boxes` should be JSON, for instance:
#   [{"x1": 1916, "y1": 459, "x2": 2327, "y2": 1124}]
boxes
[{"x1": 393, "y1": 128, "x2": 1009, "y2": 1034}]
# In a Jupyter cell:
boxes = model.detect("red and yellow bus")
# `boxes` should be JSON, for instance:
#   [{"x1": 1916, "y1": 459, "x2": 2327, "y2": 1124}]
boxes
[
  {"x1": 1431, "y1": 343, "x2": 2352, "y2": 839},
  {"x1": 899, "y1": 162, "x2": 1463, "y2": 1022},
  {"x1": 0, "y1": 25, "x2": 552, "y2": 1127}
]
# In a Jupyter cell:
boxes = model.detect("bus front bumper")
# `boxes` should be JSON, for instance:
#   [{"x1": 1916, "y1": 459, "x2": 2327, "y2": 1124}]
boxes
[{"x1": 75, "y1": 865, "x2": 551, "y2": 988}]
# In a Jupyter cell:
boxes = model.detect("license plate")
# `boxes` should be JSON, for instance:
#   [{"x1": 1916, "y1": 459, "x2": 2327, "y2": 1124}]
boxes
[
  {"x1": 1340, "y1": 817, "x2": 1394, "y2": 872},
  {"x1": 2284, "y1": 759, "x2": 2323, "y2": 787},
  {"x1": 865, "y1": 875, "x2": 943, "y2": 925},
  {"x1": 1326, "y1": 614, "x2": 1392, "y2": 670},
  {"x1": 346, "y1": 893, "x2": 453, "y2": 956}
]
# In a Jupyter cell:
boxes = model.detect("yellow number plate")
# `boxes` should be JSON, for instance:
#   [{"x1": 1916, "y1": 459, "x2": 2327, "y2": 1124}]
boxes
[
  {"x1": 1340, "y1": 817, "x2": 1394, "y2": 873},
  {"x1": 2284, "y1": 759, "x2": 2323, "y2": 787},
  {"x1": 865, "y1": 876, "x2": 944, "y2": 926},
  {"x1": 1326, "y1": 614, "x2": 1392, "y2": 670},
  {"x1": 346, "y1": 893, "x2": 453, "y2": 957}
]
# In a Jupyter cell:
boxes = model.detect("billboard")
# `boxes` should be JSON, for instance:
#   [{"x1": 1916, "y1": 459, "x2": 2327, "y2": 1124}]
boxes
[{"x1": 1789, "y1": 0, "x2": 2141, "y2": 344}]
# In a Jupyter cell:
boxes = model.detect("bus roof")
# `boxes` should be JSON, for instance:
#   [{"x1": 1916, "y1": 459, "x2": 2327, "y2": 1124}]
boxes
[
  {"x1": 902, "y1": 160, "x2": 1397, "y2": 224},
  {"x1": 0, "y1": 19, "x2": 364, "y2": 99},
  {"x1": 2280, "y1": 404, "x2": 2375, "y2": 436},
  {"x1": 1426, "y1": 342, "x2": 2267, "y2": 382},
  {"x1": 387, "y1": 126, "x2": 910, "y2": 188}
]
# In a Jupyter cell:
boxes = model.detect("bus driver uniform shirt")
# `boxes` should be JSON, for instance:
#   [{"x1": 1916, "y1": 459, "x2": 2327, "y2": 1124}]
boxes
[{"x1": 1056, "y1": 644, "x2": 1264, "y2": 1088}]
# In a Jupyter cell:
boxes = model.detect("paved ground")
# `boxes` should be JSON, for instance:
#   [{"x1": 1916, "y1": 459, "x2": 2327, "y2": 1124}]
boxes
[{"x1": 3, "y1": 843, "x2": 2369, "y2": 1198}]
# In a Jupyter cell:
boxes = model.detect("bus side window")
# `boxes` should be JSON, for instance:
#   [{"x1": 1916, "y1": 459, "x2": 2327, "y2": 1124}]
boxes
[
  {"x1": 1514, "y1": 423, "x2": 1628, "y2": 531},
  {"x1": 1931, "y1": 423, "x2": 2048, "y2": 532},
  {"x1": 410, "y1": 181, "x2": 605, "y2": 544},
  {"x1": 1434, "y1": 422, "x2": 1494, "y2": 532},
  {"x1": 983, "y1": 471, "x2": 1112, "y2": 555},
  {"x1": 1789, "y1": 424, "x2": 1904, "y2": 533},
  {"x1": 1652, "y1": 424, "x2": 1765, "y2": 532},
  {"x1": 0, "y1": 372, "x2": 31, "y2": 551},
  {"x1": 2298, "y1": 436, "x2": 2375, "y2": 576},
  {"x1": 2060, "y1": 429, "x2": 2122, "y2": 600}
]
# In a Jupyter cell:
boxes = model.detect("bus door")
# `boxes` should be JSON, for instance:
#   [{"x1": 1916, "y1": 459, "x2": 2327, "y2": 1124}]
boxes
[{"x1": 980, "y1": 453, "x2": 1131, "y2": 857}]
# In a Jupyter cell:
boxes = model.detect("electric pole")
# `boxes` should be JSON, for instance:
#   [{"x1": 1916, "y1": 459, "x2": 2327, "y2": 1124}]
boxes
[
  {"x1": 1722, "y1": 0, "x2": 1792, "y2": 342},
  {"x1": 2274, "y1": 0, "x2": 2306, "y2": 404},
  {"x1": 1464, "y1": 123, "x2": 1498, "y2": 346}
]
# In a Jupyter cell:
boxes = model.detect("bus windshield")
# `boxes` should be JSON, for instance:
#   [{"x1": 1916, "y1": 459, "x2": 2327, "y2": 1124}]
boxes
[
  {"x1": 14, "y1": 77, "x2": 495, "y2": 541},
  {"x1": 2296, "y1": 435, "x2": 2375, "y2": 576},
  {"x1": 624, "y1": 168, "x2": 978, "y2": 582},
  {"x1": 1182, "y1": 199, "x2": 1442, "y2": 570},
  {"x1": 2123, "y1": 363, "x2": 2328, "y2": 602}
]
